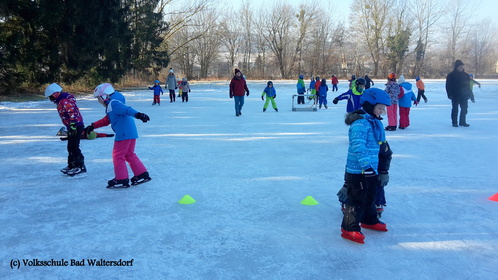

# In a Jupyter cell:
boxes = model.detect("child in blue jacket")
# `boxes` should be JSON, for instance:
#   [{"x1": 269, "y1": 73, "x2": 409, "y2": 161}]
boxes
[
  {"x1": 261, "y1": 81, "x2": 278, "y2": 112},
  {"x1": 149, "y1": 80, "x2": 163, "y2": 105},
  {"x1": 340, "y1": 88, "x2": 391, "y2": 244},
  {"x1": 85, "y1": 83, "x2": 151, "y2": 189},
  {"x1": 318, "y1": 79, "x2": 329, "y2": 109},
  {"x1": 398, "y1": 76, "x2": 417, "y2": 129},
  {"x1": 332, "y1": 78, "x2": 366, "y2": 112}
]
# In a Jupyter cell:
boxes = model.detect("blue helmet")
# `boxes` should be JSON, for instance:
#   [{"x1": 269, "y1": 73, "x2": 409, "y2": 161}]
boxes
[
  {"x1": 155, "y1": 80, "x2": 160, "y2": 83},
  {"x1": 360, "y1": 88, "x2": 391, "y2": 106},
  {"x1": 299, "y1": 74, "x2": 304, "y2": 79}
]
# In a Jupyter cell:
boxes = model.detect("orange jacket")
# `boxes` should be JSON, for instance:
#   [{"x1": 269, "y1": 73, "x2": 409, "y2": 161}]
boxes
[{"x1": 416, "y1": 79, "x2": 425, "y2": 90}]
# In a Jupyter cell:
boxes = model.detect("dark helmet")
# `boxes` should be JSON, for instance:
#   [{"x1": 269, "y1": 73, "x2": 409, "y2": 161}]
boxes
[
  {"x1": 355, "y1": 78, "x2": 366, "y2": 86},
  {"x1": 267, "y1": 81, "x2": 273, "y2": 86}
]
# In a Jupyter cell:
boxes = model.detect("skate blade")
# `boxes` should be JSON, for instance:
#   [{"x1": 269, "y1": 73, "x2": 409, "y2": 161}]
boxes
[
  {"x1": 67, "y1": 173, "x2": 88, "y2": 179},
  {"x1": 341, "y1": 233, "x2": 365, "y2": 244},
  {"x1": 106, "y1": 185, "x2": 130, "y2": 189},
  {"x1": 131, "y1": 178, "x2": 151, "y2": 186}
]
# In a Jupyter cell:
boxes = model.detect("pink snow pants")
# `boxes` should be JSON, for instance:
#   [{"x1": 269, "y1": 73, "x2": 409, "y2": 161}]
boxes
[
  {"x1": 112, "y1": 139, "x2": 147, "y2": 180},
  {"x1": 387, "y1": 104, "x2": 398, "y2": 127},
  {"x1": 399, "y1": 107, "x2": 411, "y2": 128}
]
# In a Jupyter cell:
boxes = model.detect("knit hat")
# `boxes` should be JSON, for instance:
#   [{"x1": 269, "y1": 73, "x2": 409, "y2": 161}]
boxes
[
  {"x1": 169, "y1": 68, "x2": 174, "y2": 73},
  {"x1": 398, "y1": 75, "x2": 406, "y2": 84},
  {"x1": 235, "y1": 68, "x2": 241, "y2": 75},
  {"x1": 454, "y1": 60, "x2": 464, "y2": 68},
  {"x1": 299, "y1": 74, "x2": 304, "y2": 79},
  {"x1": 416, "y1": 76, "x2": 420, "y2": 81}
]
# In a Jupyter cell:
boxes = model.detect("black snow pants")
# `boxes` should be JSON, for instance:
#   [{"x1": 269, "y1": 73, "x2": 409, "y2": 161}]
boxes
[{"x1": 341, "y1": 172, "x2": 380, "y2": 232}]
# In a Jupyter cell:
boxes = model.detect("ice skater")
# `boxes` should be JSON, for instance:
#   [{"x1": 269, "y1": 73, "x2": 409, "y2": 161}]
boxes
[
  {"x1": 261, "y1": 81, "x2": 278, "y2": 112},
  {"x1": 85, "y1": 83, "x2": 151, "y2": 188},
  {"x1": 340, "y1": 87, "x2": 391, "y2": 244},
  {"x1": 332, "y1": 78, "x2": 366, "y2": 112},
  {"x1": 397, "y1": 75, "x2": 417, "y2": 129},
  {"x1": 229, "y1": 69, "x2": 250, "y2": 116},
  {"x1": 44, "y1": 83, "x2": 87, "y2": 178},
  {"x1": 149, "y1": 80, "x2": 163, "y2": 105}
]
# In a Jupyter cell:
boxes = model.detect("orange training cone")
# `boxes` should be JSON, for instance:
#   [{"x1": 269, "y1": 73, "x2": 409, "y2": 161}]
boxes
[{"x1": 489, "y1": 193, "x2": 498, "y2": 202}]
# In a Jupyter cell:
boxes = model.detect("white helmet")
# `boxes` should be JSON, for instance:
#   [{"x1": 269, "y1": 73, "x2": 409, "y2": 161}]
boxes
[
  {"x1": 93, "y1": 83, "x2": 115, "y2": 99},
  {"x1": 44, "y1": 83, "x2": 62, "y2": 97}
]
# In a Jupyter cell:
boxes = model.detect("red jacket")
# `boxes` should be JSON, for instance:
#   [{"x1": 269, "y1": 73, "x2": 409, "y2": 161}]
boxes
[
  {"x1": 229, "y1": 77, "x2": 249, "y2": 97},
  {"x1": 332, "y1": 76, "x2": 339, "y2": 85}
]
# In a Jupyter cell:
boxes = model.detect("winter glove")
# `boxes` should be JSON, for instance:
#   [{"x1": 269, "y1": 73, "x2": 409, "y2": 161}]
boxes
[
  {"x1": 333, "y1": 98, "x2": 339, "y2": 104},
  {"x1": 378, "y1": 172, "x2": 389, "y2": 187},
  {"x1": 414, "y1": 101, "x2": 419, "y2": 106},
  {"x1": 246, "y1": 90, "x2": 250, "y2": 96},
  {"x1": 471, "y1": 99, "x2": 475, "y2": 103},
  {"x1": 336, "y1": 184, "x2": 348, "y2": 204},
  {"x1": 363, "y1": 168, "x2": 376, "y2": 178},
  {"x1": 274, "y1": 95, "x2": 276, "y2": 99},
  {"x1": 83, "y1": 124, "x2": 94, "y2": 135},
  {"x1": 229, "y1": 93, "x2": 233, "y2": 98},
  {"x1": 135, "y1": 112, "x2": 150, "y2": 123},
  {"x1": 261, "y1": 95, "x2": 264, "y2": 101},
  {"x1": 68, "y1": 122, "x2": 78, "y2": 137}
]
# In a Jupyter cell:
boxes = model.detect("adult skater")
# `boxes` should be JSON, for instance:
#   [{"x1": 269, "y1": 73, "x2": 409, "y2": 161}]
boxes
[
  {"x1": 229, "y1": 69, "x2": 250, "y2": 116},
  {"x1": 446, "y1": 60, "x2": 471, "y2": 127}
]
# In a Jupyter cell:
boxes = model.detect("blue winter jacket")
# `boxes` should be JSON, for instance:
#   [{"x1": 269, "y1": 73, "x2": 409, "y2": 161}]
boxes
[
  {"x1": 309, "y1": 80, "x2": 316, "y2": 91},
  {"x1": 345, "y1": 111, "x2": 385, "y2": 174},
  {"x1": 149, "y1": 85, "x2": 163, "y2": 96},
  {"x1": 263, "y1": 86, "x2": 276, "y2": 97},
  {"x1": 335, "y1": 89, "x2": 362, "y2": 113},
  {"x1": 105, "y1": 91, "x2": 139, "y2": 141},
  {"x1": 398, "y1": 82, "x2": 417, "y2": 108},
  {"x1": 297, "y1": 79, "x2": 306, "y2": 93},
  {"x1": 319, "y1": 84, "x2": 328, "y2": 97}
]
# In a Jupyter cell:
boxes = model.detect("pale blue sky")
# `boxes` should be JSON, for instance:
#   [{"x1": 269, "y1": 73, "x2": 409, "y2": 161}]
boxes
[{"x1": 229, "y1": 0, "x2": 497, "y2": 27}]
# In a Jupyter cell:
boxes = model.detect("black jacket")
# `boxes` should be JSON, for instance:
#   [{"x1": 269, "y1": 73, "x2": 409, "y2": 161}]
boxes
[{"x1": 446, "y1": 67, "x2": 470, "y2": 100}]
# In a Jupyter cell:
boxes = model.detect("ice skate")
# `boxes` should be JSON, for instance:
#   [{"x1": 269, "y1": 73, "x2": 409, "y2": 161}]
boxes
[
  {"x1": 361, "y1": 221, "x2": 388, "y2": 232},
  {"x1": 107, "y1": 178, "x2": 130, "y2": 189},
  {"x1": 341, "y1": 228, "x2": 365, "y2": 244},
  {"x1": 67, "y1": 165, "x2": 87, "y2": 178},
  {"x1": 131, "y1": 171, "x2": 151, "y2": 186},
  {"x1": 60, "y1": 166, "x2": 72, "y2": 175}
]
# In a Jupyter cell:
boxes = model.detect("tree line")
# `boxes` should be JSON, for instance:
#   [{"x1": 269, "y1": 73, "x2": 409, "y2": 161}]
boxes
[{"x1": 1, "y1": 0, "x2": 497, "y2": 95}]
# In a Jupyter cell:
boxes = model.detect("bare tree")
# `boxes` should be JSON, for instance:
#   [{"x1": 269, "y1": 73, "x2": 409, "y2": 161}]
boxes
[
  {"x1": 410, "y1": 0, "x2": 445, "y2": 77},
  {"x1": 240, "y1": 0, "x2": 254, "y2": 74},
  {"x1": 293, "y1": 2, "x2": 319, "y2": 75},
  {"x1": 444, "y1": 0, "x2": 473, "y2": 66},
  {"x1": 256, "y1": 2, "x2": 295, "y2": 78},
  {"x1": 191, "y1": 8, "x2": 221, "y2": 78},
  {"x1": 219, "y1": 8, "x2": 242, "y2": 75},
  {"x1": 465, "y1": 20, "x2": 498, "y2": 76},
  {"x1": 350, "y1": 0, "x2": 394, "y2": 77}
]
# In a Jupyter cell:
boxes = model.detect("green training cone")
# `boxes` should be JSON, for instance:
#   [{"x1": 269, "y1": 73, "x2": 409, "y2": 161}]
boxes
[
  {"x1": 301, "y1": 196, "x2": 319, "y2": 205},
  {"x1": 178, "y1": 195, "x2": 196, "y2": 204}
]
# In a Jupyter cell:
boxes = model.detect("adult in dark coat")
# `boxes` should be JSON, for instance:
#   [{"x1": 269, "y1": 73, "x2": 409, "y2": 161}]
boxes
[
  {"x1": 229, "y1": 69, "x2": 250, "y2": 116},
  {"x1": 364, "y1": 75, "x2": 374, "y2": 89},
  {"x1": 446, "y1": 60, "x2": 471, "y2": 127}
]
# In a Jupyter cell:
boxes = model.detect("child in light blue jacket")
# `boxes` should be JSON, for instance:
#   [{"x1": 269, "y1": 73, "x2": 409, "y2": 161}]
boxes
[{"x1": 398, "y1": 76, "x2": 417, "y2": 129}]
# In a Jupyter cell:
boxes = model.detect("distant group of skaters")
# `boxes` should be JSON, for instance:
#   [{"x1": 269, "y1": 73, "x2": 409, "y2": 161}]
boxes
[
  {"x1": 44, "y1": 59, "x2": 480, "y2": 243},
  {"x1": 148, "y1": 68, "x2": 191, "y2": 105}
]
